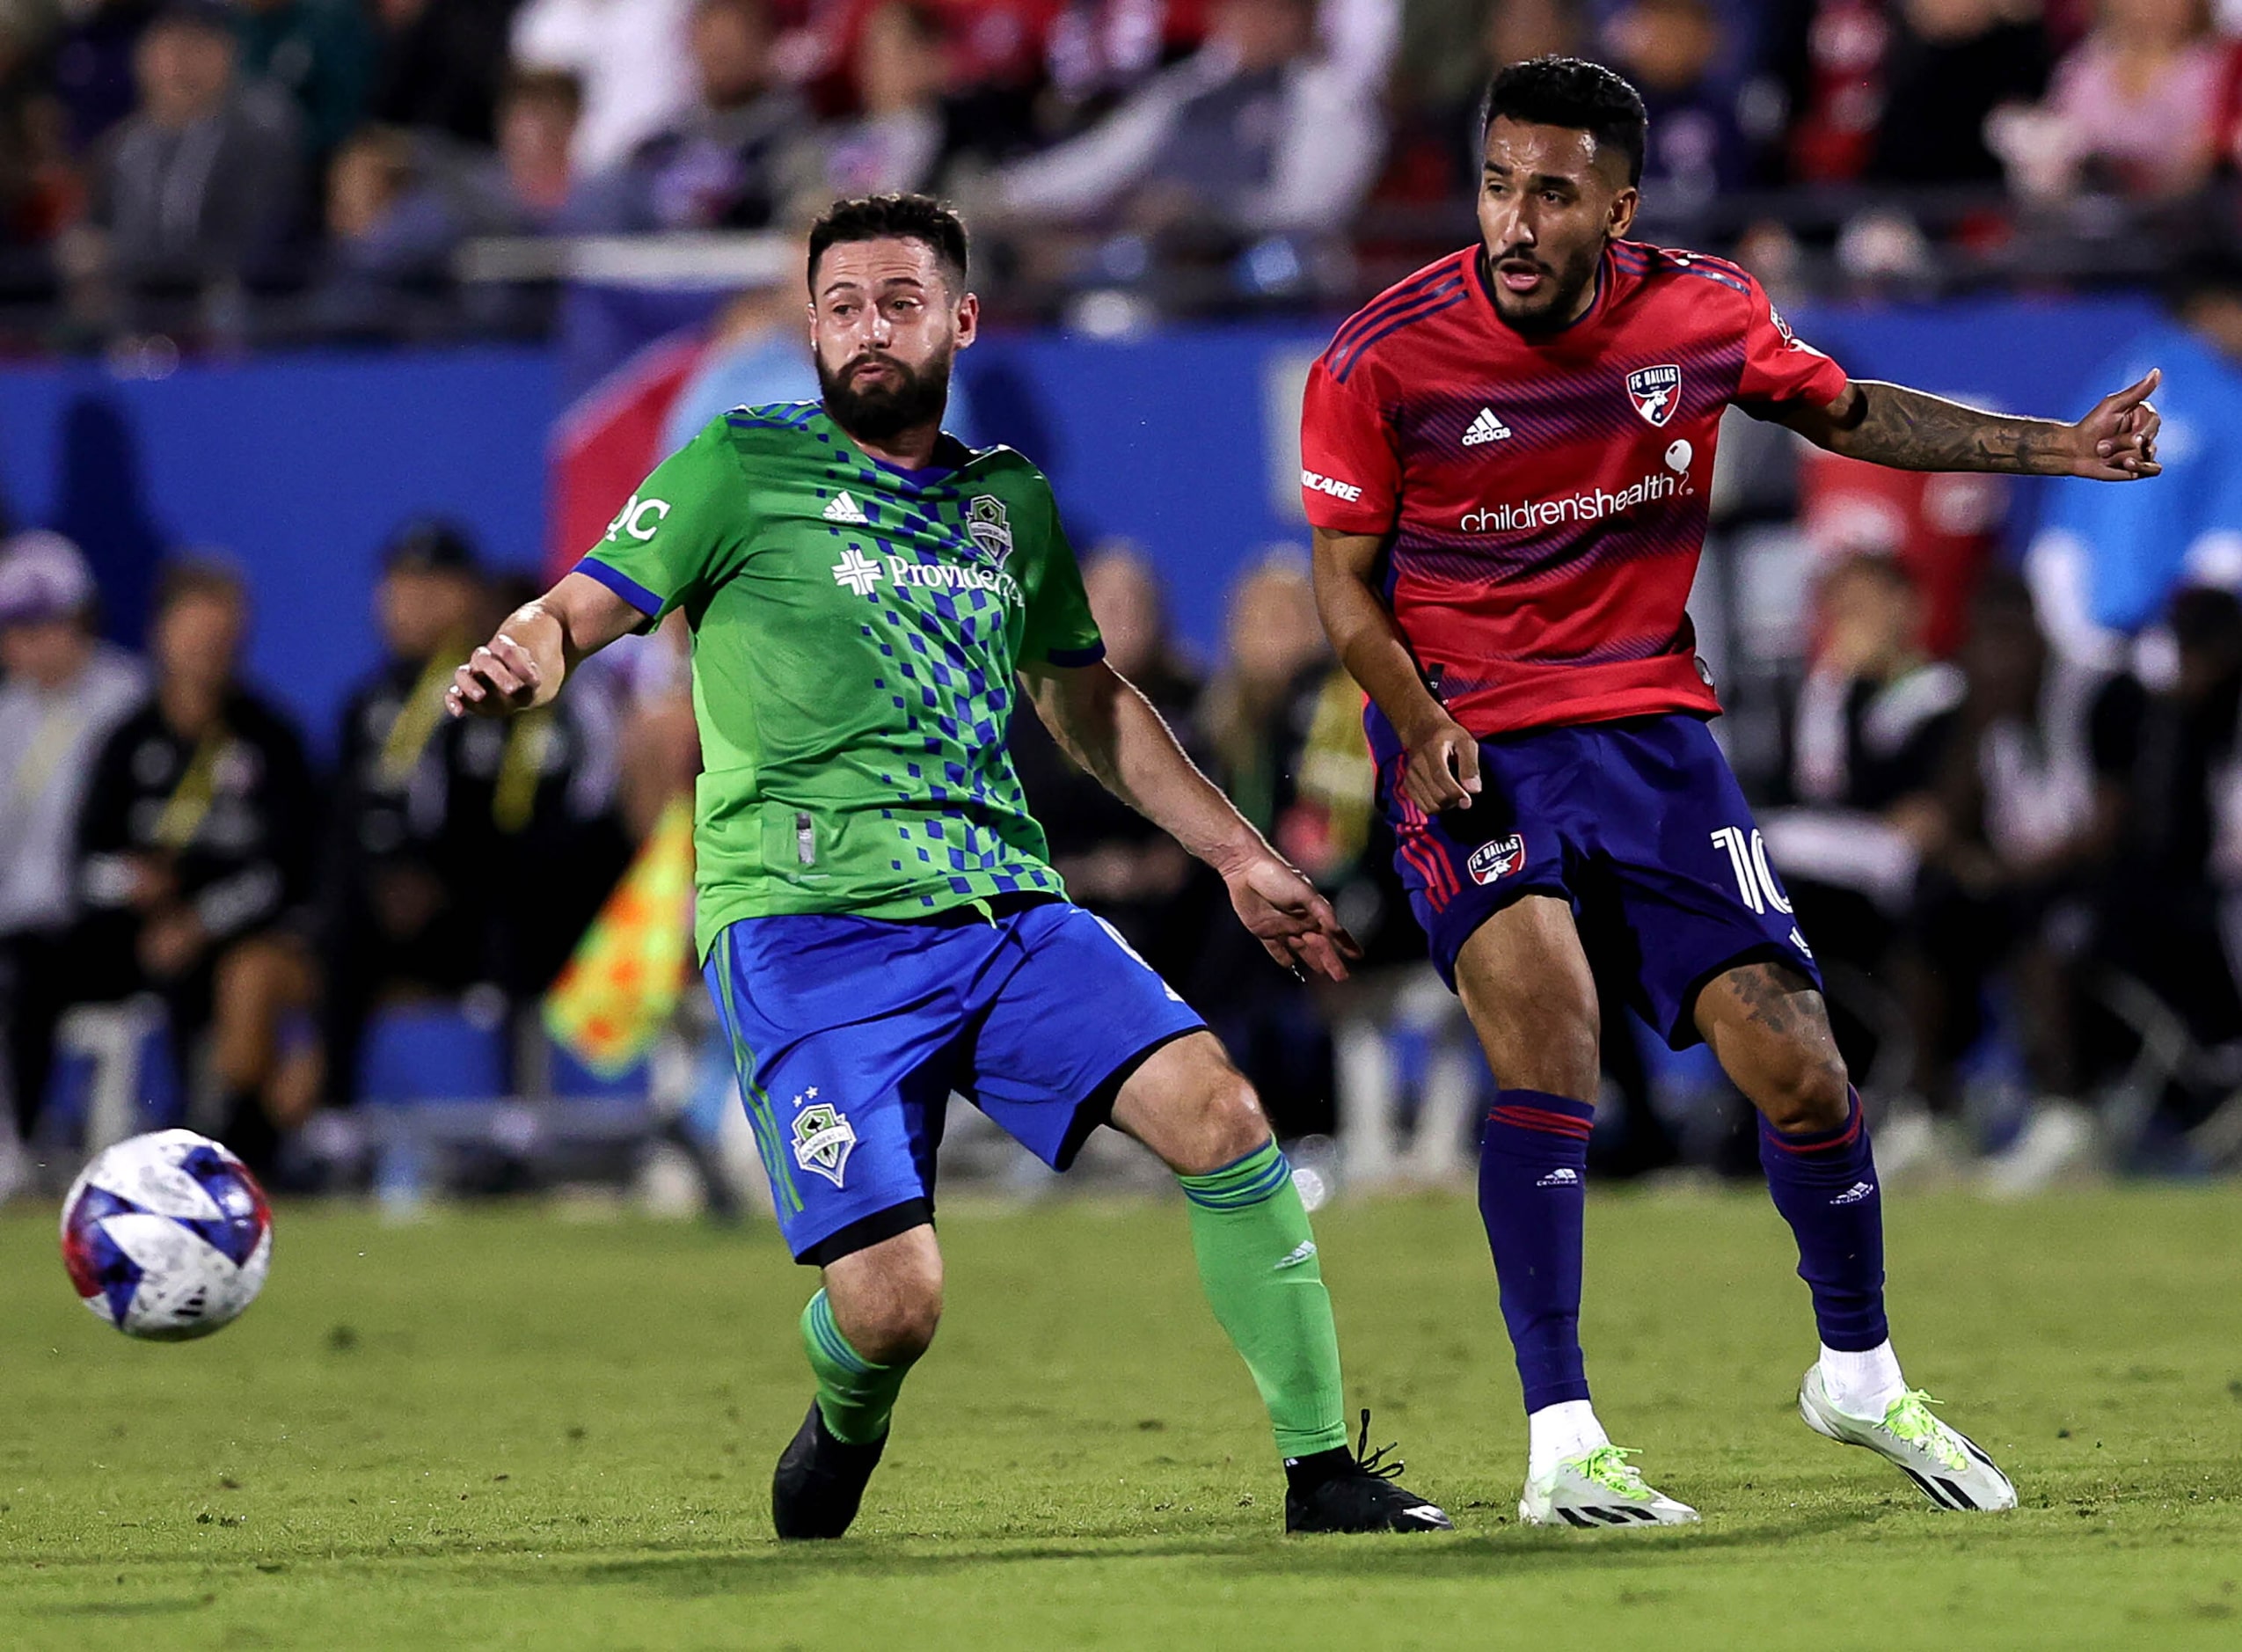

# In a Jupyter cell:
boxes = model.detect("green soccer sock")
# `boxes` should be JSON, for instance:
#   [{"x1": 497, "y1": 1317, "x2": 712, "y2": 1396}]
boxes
[
  {"x1": 1177, "y1": 1140, "x2": 1350, "y2": 1458},
  {"x1": 800, "y1": 1289, "x2": 915, "y2": 1445}
]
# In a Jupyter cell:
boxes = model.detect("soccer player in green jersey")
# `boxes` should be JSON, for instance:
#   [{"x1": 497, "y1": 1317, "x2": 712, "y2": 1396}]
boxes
[{"x1": 449, "y1": 194, "x2": 1450, "y2": 1539}]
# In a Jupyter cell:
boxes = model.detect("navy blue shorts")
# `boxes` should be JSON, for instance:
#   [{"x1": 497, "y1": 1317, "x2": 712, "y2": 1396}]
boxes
[
  {"x1": 1371, "y1": 713, "x2": 1820, "y2": 1049},
  {"x1": 703, "y1": 898, "x2": 1206, "y2": 1262}
]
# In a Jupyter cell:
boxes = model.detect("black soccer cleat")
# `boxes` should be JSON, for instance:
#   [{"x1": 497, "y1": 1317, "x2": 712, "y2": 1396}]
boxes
[
  {"x1": 770, "y1": 1401, "x2": 888, "y2": 1539},
  {"x1": 1284, "y1": 1410, "x2": 1454, "y2": 1534}
]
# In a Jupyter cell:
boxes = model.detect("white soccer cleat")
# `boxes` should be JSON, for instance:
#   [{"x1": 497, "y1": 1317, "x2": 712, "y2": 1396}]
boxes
[
  {"x1": 1799, "y1": 1366, "x2": 2017, "y2": 1512},
  {"x1": 1519, "y1": 1445, "x2": 1700, "y2": 1529}
]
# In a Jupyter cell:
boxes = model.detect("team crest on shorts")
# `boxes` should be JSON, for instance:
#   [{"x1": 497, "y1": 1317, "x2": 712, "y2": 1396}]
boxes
[
  {"x1": 1467, "y1": 833, "x2": 1527, "y2": 885},
  {"x1": 791, "y1": 1102, "x2": 858, "y2": 1188},
  {"x1": 1625, "y1": 364, "x2": 1683, "y2": 428},
  {"x1": 965, "y1": 494, "x2": 1013, "y2": 566}
]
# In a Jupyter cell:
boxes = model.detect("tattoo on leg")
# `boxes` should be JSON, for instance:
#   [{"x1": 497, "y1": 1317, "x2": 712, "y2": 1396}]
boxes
[{"x1": 1718, "y1": 961, "x2": 1833, "y2": 1046}]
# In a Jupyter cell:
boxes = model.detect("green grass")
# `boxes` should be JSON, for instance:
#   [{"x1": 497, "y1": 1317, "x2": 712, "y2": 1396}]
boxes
[{"x1": 3, "y1": 1187, "x2": 2239, "y2": 1650}]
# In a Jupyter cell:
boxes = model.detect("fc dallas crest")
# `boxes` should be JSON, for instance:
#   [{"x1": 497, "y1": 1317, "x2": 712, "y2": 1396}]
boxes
[{"x1": 1625, "y1": 364, "x2": 1682, "y2": 428}]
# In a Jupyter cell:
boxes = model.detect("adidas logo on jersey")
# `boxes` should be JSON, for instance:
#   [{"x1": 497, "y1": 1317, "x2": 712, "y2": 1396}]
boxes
[
  {"x1": 1463, "y1": 407, "x2": 1512, "y2": 446},
  {"x1": 1536, "y1": 1167, "x2": 1581, "y2": 1188},
  {"x1": 823, "y1": 491, "x2": 869, "y2": 525}
]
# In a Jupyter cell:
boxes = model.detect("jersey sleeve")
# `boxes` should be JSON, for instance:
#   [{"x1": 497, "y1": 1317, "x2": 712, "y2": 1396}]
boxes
[
  {"x1": 1299, "y1": 356, "x2": 1401, "y2": 534},
  {"x1": 571, "y1": 419, "x2": 748, "y2": 629},
  {"x1": 1021, "y1": 485, "x2": 1105, "y2": 668},
  {"x1": 1734, "y1": 278, "x2": 1850, "y2": 409}
]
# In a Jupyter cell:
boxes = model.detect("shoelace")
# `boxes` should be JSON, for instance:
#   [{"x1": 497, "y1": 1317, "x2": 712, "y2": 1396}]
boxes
[
  {"x1": 1349, "y1": 1408, "x2": 1405, "y2": 1481},
  {"x1": 1881, "y1": 1390, "x2": 1968, "y2": 1472},
  {"x1": 1576, "y1": 1444, "x2": 1654, "y2": 1497}
]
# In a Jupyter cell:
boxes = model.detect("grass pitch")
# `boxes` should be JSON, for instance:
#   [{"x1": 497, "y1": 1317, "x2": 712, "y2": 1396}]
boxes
[{"x1": 3, "y1": 1186, "x2": 2239, "y2": 1650}]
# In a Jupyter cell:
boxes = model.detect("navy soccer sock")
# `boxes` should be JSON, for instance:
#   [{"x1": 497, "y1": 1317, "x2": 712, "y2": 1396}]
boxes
[
  {"x1": 1479, "y1": 1089, "x2": 1595, "y2": 1412},
  {"x1": 1759, "y1": 1090, "x2": 1889, "y2": 1352}
]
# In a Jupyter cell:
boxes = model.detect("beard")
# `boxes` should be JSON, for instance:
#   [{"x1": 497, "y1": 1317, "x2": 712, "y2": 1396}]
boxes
[
  {"x1": 1486, "y1": 243, "x2": 1603, "y2": 337},
  {"x1": 818, "y1": 346, "x2": 953, "y2": 444}
]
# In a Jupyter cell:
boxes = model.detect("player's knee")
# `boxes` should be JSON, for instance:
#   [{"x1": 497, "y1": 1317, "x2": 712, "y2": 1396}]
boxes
[
  {"x1": 843, "y1": 1280, "x2": 942, "y2": 1366},
  {"x1": 1755, "y1": 1046, "x2": 1851, "y2": 1136},
  {"x1": 1172, "y1": 1067, "x2": 1274, "y2": 1177}
]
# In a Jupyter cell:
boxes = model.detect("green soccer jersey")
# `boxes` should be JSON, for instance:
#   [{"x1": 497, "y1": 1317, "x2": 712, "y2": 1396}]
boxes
[{"x1": 576, "y1": 402, "x2": 1104, "y2": 957}]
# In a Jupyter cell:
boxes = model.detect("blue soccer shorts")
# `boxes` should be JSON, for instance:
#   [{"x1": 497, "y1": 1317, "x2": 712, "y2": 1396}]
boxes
[
  {"x1": 702, "y1": 896, "x2": 1206, "y2": 1262},
  {"x1": 1369, "y1": 712, "x2": 1821, "y2": 1049}
]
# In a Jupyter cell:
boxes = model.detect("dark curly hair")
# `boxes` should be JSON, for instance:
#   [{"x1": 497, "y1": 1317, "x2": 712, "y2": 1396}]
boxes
[
  {"x1": 1479, "y1": 56, "x2": 1648, "y2": 186},
  {"x1": 807, "y1": 194, "x2": 971, "y2": 294}
]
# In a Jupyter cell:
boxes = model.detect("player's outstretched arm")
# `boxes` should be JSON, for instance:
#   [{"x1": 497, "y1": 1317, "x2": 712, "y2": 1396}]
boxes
[
  {"x1": 1756, "y1": 370, "x2": 2162, "y2": 481},
  {"x1": 1021, "y1": 658, "x2": 1362, "y2": 981},
  {"x1": 446, "y1": 571, "x2": 646, "y2": 720},
  {"x1": 1311, "y1": 527, "x2": 1482, "y2": 815}
]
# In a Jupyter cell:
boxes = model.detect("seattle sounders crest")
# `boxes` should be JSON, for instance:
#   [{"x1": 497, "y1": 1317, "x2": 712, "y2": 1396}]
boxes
[{"x1": 966, "y1": 495, "x2": 1013, "y2": 567}]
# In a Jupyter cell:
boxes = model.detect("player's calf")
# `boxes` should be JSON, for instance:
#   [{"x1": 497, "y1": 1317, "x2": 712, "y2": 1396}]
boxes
[
  {"x1": 1111, "y1": 1036, "x2": 1450, "y2": 1533},
  {"x1": 773, "y1": 1225, "x2": 941, "y2": 1539}
]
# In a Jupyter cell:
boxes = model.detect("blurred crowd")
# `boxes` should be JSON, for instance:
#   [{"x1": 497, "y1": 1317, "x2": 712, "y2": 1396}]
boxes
[{"x1": 11, "y1": 1, "x2": 2242, "y2": 341}]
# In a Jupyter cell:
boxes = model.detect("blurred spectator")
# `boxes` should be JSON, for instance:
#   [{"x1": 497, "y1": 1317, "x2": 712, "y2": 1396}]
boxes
[
  {"x1": 320, "y1": 520, "x2": 494, "y2": 1102},
  {"x1": 1011, "y1": 544, "x2": 1202, "y2": 973},
  {"x1": 2027, "y1": 251, "x2": 2242, "y2": 666},
  {"x1": 454, "y1": 571, "x2": 631, "y2": 1003},
  {"x1": 996, "y1": 0, "x2": 1388, "y2": 244},
  {"x1": 75, "y1": 558, "x2": 318, "y2": 1165},
  {"x1": 1769, "y1": 0, "x2": 1888, "y2": 184},
  {"x1": 310, "y1": 70, "x2": 580, "y2": 335},
  {"x1": 0, "y1": 532, "x2": 145, "y2": 1144},
  {"x1": 0, "y1": 0, "x2": 69, "y2": 245},
  {"x1": 232, "y1": 0, "x2": 373, "y2": 164},
  {"x1": 1762, "y1": 555, "x2": 1963, "y2": 1112},
  {"x1": 1997, "y1": 0, "x2": 2226, "y2": 201},
  {"x1": 490, "y1": 63, "x2": 581, "y2": 225},
  {"x1": 369, "y1": 0, "x2": 521, "y2": 147},
  {"x1": 1871, "y1": 0, "x2": 2052, "y2": 186},
  {"x1": 76, "y1": 0, "x2": 303, "y2": 302},
  {"x1": 1798, "y1": 446, "x2": 2003, "y2": 660},
  {"x1": 1187, "y1": 551, "x2": 1340, "y2": 1135},
  {"x1": 47, "y1": 0, "x2": 155, "y2": 156},
  {"x1": 309, "y1": 123, "x2": 472, "y2": 335},
  {"x1": 798, "y1": 1, "x2": 955, "y2": 204},
  {"x1": 2085, "y1": 588, "x2": 2242, "y2": 1094},
  {"x1": 1901, "y1": 573, "x2": 2117, "y2": 1160},
  {"x1": 564, "y1": 0, "x2": 812, "y2": 234},
  {"x1": 512, "y1": 0, "x2": 694, "y2": 177},
  {"x1": 1603, "y1": 0, "x2": 1750, "y2": 216},
  {"x1": 1390, "y1": 0, "x2": 1586, "y2": 201}
]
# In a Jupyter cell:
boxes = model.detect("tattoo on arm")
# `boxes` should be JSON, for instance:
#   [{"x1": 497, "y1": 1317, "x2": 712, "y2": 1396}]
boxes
[{"x1": 1827, "y1": 381, "x2": 2071, "y2": 475}]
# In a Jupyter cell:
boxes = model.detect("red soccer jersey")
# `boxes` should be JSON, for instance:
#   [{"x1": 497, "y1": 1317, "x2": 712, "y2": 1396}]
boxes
[{"x1": 1300, "y1": 240, "x2": 1849, "y2": 739}]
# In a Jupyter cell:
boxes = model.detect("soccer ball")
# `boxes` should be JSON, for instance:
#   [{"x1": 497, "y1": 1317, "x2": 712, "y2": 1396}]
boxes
[{"x1": 60, "y1": 1129, "x2": 273, "y2": 1341}]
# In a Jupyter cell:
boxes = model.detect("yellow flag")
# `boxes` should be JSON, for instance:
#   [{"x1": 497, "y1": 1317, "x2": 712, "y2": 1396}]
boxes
[{"x1": 543, "y1": 797, "x2": 695, "y2": 1077}]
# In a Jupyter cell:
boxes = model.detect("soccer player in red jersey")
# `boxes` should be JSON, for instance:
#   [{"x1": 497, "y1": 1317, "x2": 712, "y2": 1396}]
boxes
[{"x1": 1303, "y1": 58, "x2": 2162, "y2": 1526}]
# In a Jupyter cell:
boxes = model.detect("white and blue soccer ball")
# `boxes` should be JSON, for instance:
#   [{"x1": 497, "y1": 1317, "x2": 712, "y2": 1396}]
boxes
[{"x1": 61, "y1": 1129, "x2": 273, "y2": 1341}]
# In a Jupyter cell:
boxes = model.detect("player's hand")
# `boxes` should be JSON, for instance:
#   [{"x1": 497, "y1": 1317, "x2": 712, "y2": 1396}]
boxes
[
  {"x1": 2067, "y1": 369, "x2": 2162, "y2": 480},
  {"x1": 1221, "y1": 852, "x2": 1363, "y2": 983},
  {"x1": 447, "y1": 632, "x2": 544, "y2": 718},
  {"x1": 1401, "y1": 711, "x2": 1483, "y2": 814}
]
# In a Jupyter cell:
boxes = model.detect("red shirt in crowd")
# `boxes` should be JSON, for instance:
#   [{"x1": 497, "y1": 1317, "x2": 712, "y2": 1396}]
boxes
[{"x1": 1299, "y1": 240, "x2": 1851, "y2": 739}]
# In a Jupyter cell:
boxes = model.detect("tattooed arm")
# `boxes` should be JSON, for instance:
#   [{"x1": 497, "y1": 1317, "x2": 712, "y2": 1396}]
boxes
[{"x1": 1749, "y1": 370, "x2": 2164, "y2": 481}]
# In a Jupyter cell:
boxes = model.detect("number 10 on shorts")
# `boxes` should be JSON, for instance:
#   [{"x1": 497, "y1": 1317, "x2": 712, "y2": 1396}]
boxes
[{"x1": 1710, "y1": 826, "x2": 1792, "y2": 917}]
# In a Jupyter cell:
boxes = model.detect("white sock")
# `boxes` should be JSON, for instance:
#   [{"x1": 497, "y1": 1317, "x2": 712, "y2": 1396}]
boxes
[
  {"x1": 1527, "y1": 1400, "x2": 1610, "y2": 1479},
  {"x1": 1818, "y1": 1341, "x2": 1906, "y2": 1418}
]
